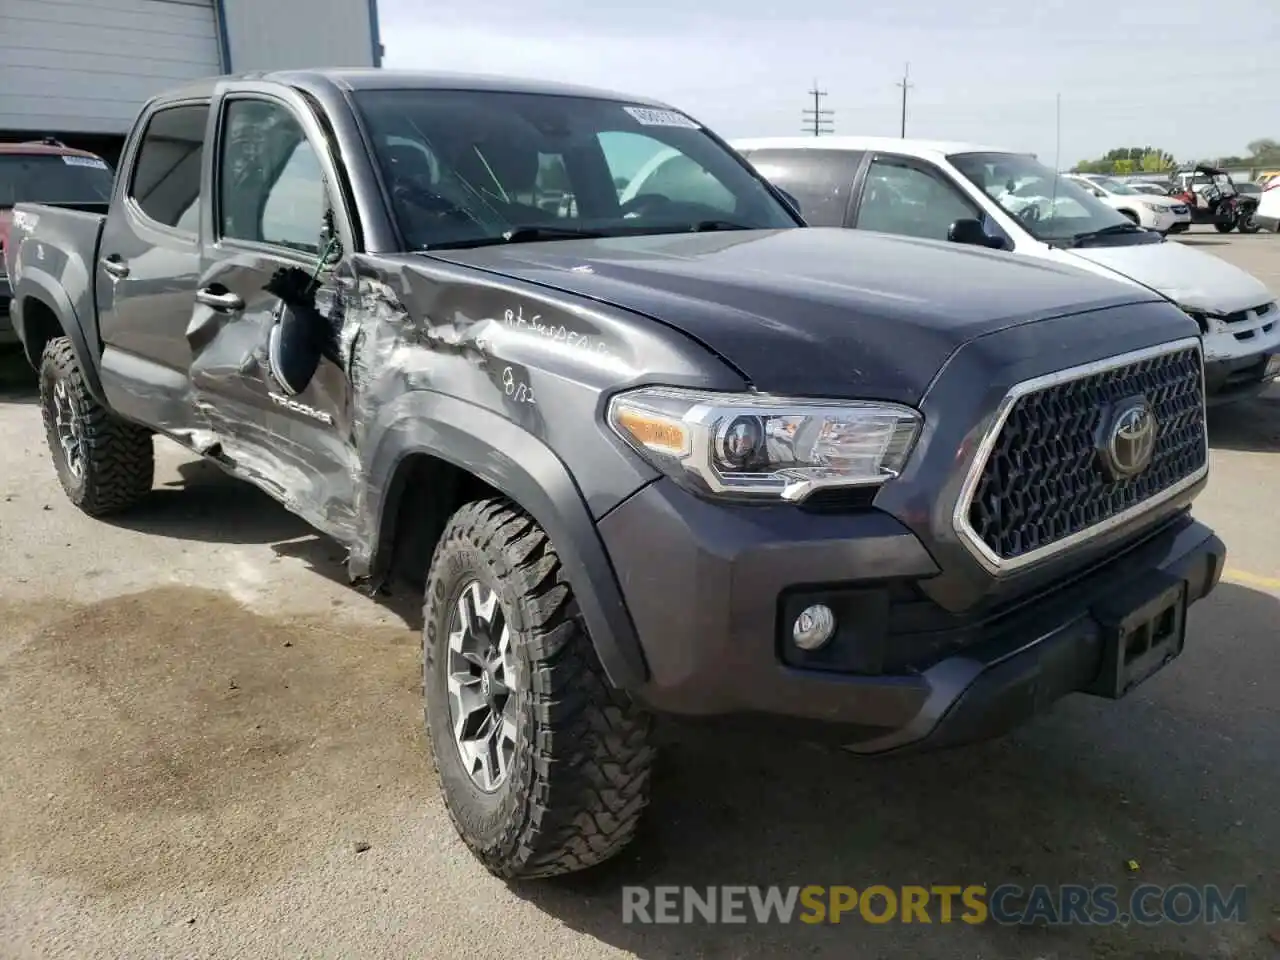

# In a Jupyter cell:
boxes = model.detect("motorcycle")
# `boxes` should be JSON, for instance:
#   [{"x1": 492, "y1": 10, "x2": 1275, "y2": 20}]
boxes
[{"x1": 1172, "y1": 164, "x2": 1260, "y2": 233}]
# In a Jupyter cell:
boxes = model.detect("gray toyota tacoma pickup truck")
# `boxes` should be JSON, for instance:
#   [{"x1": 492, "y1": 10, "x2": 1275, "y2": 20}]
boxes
[{"x1": 4, "y1": 69, "x2": 1225, "y2": 880}]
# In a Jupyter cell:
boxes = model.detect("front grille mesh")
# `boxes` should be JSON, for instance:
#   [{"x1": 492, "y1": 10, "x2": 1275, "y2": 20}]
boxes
[{"x1": 966, "y1": 345, "x2": 1206, "y2": 563}]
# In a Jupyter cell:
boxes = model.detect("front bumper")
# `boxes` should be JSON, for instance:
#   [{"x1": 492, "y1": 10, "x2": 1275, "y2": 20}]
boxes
[
  {"x1": 599, "y1": 479, "x2": 1225, "y2": 754},
  {"x1": 1204, "y1": 351, "x2": 1280, "y2": 404},
  {"x1": 1146, "y1": 210, "x2": 1180, "y2": 232}
]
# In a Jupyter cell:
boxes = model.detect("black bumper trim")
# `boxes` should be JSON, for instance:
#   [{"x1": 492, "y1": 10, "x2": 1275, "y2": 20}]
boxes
[{"x1": 844, "y1": 525, "x2": 1224, "y2": 755}]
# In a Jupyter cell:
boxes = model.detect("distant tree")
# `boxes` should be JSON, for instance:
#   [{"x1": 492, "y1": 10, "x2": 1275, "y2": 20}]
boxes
[
  {"x1": 1246, "y1": 138, "x2": 1280, "y2": 159},
  {"x1": 1072, "y1": 146, "x2": 1177, "y2": 175},
  {"x1": 1073, "y1": 157, "x2": 1114, "y2": 174}
]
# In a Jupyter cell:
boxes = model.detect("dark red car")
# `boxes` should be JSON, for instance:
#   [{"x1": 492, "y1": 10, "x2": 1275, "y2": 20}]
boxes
[{"x1": 1, "y1": 140, "x2": 115, "y2": 345}]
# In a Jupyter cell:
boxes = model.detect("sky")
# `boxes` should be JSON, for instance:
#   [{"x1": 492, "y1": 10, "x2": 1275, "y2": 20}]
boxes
[{"x1": 376, "y1": 0, "x2": 1278, "y2": 167}]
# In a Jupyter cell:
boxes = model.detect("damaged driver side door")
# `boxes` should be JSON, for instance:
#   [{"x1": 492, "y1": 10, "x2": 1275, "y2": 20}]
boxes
[{"x1": 188, "y1": 90, "x2": 361, "y2": 541}]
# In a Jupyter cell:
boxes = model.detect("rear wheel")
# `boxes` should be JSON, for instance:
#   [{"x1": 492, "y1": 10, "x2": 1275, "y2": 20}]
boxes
[
  {"x1": 1214, "y1": 219, "x2": 1235, "y2": 233},
  {"x1": 38, "y1": 336, "x2": 154, "y2": 515},
  {"x1": 1238, "y1": 215, "x2": 1260, "y2": 234},
  {"x1": 422, "y1": 497, "x2": 655, "y2": 879}
]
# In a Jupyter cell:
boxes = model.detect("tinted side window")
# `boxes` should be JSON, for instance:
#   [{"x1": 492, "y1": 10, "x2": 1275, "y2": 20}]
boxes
[
  {"x1": 219, "y1": 98, "x2": 327, "y2": 254},
  {"x1": 128, "y1": 103, "x2": 207, "y2": 232},
  {"x1": 855, "y1": 157, "x2": 979, "y2": 241},
  {"x1": 741, "y1": 149, "x2": 865, "y2": 226}
]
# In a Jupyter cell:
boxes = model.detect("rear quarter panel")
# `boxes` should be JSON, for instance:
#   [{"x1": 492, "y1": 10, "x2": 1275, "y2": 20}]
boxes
[{"x1": 8, "y1": 203, "x2": 108, "y2": 390}]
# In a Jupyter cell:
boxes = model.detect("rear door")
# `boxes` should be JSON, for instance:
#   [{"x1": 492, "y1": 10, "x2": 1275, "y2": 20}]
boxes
[
  {"x1": 95, "y1": 99, "x2": 209, "y2": 429},
  {"x1": 188, "y1": 84, "x2": 362, "y2": 539},
  {"x1": 737, "y1": 148, "x2": 867, "y2": 226}
]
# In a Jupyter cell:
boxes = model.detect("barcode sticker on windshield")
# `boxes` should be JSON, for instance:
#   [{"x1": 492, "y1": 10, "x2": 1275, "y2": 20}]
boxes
[
  {"x1": 61, "y1": 155, "x2": 108, "y2": 169},
  {"x1": 623, "y1": 106, "x2": 700, "y2": 129}
]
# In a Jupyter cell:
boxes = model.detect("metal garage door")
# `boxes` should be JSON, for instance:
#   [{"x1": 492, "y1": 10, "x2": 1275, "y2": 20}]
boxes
[{"x1": 0, "y1": 0, "x2": 222, "y2": 135}]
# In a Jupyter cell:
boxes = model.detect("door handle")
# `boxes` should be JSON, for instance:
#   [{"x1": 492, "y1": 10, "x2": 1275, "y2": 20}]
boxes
[
  {"x1": 195, "y1": 287, "x2": 245, "y2": 312},
  {"x1": 101, "y1": 255, "x2": 129, "y2": 279}
]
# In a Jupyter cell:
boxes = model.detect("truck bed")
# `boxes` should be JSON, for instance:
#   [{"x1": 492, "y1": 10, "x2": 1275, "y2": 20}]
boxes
[{"x1": 6, "y1": 201, "x2": 109, "y2": 357}]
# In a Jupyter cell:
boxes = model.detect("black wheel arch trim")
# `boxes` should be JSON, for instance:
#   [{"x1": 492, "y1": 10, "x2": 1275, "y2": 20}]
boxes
[
  {"x1": 354, "y1": 390, "x2": 650, "y2": 690},
  {"x1": 13, "y1": 269, "x2": 107, "y2": 404}
]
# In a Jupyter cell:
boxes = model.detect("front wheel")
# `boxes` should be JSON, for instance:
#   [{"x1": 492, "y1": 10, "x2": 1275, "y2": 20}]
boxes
[
  {"x1": 1214, "y1": 219, "x2": 1235, "y2": 233},
  {"x1": 422, "y1": 497, "x2": 655, "y2": 879},
  {"x1": 1237, "y1": 215, "x2": 1261, "y2": 234},
  {"x1": 38, "y1": 337, "x2": 154, "y2": 515}
]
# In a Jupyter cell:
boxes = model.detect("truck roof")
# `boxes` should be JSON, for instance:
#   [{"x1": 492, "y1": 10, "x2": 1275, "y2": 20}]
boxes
[{"x1": 155, "y1": 68, "x2": 673, "y2": 111}]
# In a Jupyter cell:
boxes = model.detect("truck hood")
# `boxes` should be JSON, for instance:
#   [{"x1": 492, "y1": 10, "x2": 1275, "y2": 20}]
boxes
[
  {"x1": 427, "y1": 228, "x2": 1159, "y2": 402},
  {"x1": 1066, "y1": 239, "x2": 1274, "y2": 314}
]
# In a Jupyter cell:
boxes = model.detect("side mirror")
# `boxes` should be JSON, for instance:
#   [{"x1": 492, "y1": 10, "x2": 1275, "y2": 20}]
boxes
[
  {"x1": 263, "y1": 266, "x2": 327, "y2": 397},
  {"x1": 775, "y1": 188, "x2": 802, "y2": 216},
  {"x1": 948, "y1": 217, "x2": 1006, "y2": 249},
  {"x1": 268, "y1": 303, "x2": 323, "y2": 397}
]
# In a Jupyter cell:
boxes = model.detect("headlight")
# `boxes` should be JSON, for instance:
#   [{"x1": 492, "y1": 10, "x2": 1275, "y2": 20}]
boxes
[
  {"x1": 607, "y1": 386, "x2": 922, "y2": 502},
  {"x1": 1142, "y1": 201, "x2": 1167, "y2": 213}
]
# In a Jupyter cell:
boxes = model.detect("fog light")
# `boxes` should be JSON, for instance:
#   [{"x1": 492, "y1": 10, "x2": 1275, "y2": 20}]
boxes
[
  {"x1": 1264, "y1": 354, "x2": 1280, "y2": 381},
  {"x1": 792, "y1": 604, "x2": 836, "y2": 650}
]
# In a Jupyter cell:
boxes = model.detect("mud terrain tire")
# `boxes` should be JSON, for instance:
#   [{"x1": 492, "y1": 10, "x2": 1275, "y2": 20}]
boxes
[
  {"x1": 39, "y1": 336, "x2": 154, "y2": 515},
  {"x1": 422, "y1": 497, "x2": 655, "y2": 879}
]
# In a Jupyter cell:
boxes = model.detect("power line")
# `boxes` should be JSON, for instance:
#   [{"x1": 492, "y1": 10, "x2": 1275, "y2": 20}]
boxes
[
  {"x1": 802, "y1": 80, "x2": 834, "y2": 136},
  {"x1": 895, "y1": 62, "x2": 913, "y2": 137}
]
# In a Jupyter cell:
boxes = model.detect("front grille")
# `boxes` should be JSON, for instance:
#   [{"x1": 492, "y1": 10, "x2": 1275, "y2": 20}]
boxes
[
  {"x1": 959, "y1": 341, "x2": 1207, "y2": 569},
  {"x1": 1170, "y1": 204, "x2": 1189, "y2": 214}
]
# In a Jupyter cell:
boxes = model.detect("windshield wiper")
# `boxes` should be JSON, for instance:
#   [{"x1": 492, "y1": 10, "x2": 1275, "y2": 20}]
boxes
[
  {"x1": 503, "y1": 225, "x2": 608, "y2": 242},
  {"x1": 1068, "y1": 222, "x2": 1147, "y2": 247},
  {"x1": 424, "y1": 224, "x2": 607, "y2": 251},
  {"x1": 689, "y1": 220, "x2": 755, "y2": 232}
]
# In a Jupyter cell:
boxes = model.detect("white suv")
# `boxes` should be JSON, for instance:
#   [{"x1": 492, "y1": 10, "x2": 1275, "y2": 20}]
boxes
[{"x1": 1066, "y1": 173, "x2": 1191, "y2": 234}]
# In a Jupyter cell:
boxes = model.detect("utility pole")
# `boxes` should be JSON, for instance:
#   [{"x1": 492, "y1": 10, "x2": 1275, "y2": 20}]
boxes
[
  {"x1": 802, "y1": 81, "x2": 834, "y2": 136},
  {"x1": 896, "y1": 62, "x2": 913, "y2": 137}
]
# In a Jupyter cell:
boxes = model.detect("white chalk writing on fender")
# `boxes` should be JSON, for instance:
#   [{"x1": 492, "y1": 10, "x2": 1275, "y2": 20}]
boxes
[
  {"x1": 501, "y1": 306, "x2": 614, "y2": 359},
  {"x1": 501, "y1": 366, "x2": 536, "y2": 405}
]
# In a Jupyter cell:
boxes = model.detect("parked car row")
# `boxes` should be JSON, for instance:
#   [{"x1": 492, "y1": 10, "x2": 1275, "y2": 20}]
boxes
[
  {"x1": 1, "y1": 69, "x2": 1235, "y2": 881},
  {"x1": 1115, "y1": 168, "x2": 1270, "y2": 231}
]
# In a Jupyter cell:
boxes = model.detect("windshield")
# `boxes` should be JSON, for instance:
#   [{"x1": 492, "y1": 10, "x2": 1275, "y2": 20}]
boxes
[
  {"x1": 948, "y1": 151, "x2": 1133, "y2": 244},
  {"x1": 351, "y1": 89, "x2": 798, "y2": 250},
  {"x1": 0, "y1": 153, "x2": 113, "y2": 208}
]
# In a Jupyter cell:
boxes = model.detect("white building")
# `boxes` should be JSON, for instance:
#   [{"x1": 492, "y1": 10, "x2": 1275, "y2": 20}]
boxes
[{"x1": 0, "y1": 0, "x2": 383, "y2": 161}]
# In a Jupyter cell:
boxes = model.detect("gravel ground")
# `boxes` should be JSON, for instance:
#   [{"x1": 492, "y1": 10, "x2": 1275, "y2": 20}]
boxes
[{"x1": 1, "y1": 228, "x2": 1278, "y2": 959}]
